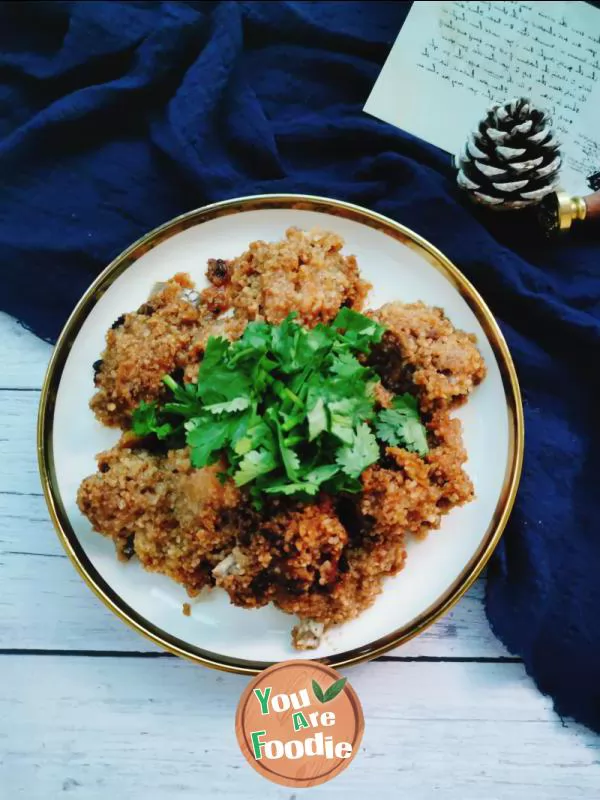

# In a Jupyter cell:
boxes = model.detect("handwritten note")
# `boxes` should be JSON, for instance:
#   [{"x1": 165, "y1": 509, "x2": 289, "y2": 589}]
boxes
[{"x1": 364, "y1": 1, "x2": 600, "y2": 195}]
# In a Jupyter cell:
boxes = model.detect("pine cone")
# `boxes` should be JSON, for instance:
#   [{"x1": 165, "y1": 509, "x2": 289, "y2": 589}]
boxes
[{"x1": 456, "y1": 98, "x2": 561, "y2": 210}]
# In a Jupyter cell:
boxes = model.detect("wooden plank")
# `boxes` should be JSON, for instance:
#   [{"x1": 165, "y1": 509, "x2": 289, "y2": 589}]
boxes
[
  {"x1": 0, "y1": 312, "x2": 52, "y2": 389},
  {"x1": 0, "y1": 390, "x2": 42, "y2": 495},
  {"x1": 0, "y1": 491, "x2": 507, "y2": 657},
  {"x1": 1, "y1": 656, "x2": 597, "y2": 799}
]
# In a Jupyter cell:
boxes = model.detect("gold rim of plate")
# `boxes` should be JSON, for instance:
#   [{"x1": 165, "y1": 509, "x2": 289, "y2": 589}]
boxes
[{"x1": 37, "y1": 194, "x2": 524, "y2": 675}]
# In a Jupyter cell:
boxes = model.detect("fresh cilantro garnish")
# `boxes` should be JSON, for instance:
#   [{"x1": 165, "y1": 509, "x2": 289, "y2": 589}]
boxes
[
  {"x1": 234, "y1": 448, "x2": 278, "y2": 486},
  {"x1": 307, "y1": 397, "x2": 327, "y2": 441},
  {"x1": 185, "y1": 416, "x2": 234, "y2": 468},
  {"x1": 332, "y1": 307, "x2": 385, "y2": 353},
  {"x1": 335, "y1": 422, "x2": 380, "y2": 478},
  {"x1": 375, "y1": 393, "x2": 429, "y2": 456},
  {"x1": 131, "y1": 312, "x2": 429, "y2": 506},
  {"x1": 131, "y1": 400, "x2": 175, "y2": 440}
]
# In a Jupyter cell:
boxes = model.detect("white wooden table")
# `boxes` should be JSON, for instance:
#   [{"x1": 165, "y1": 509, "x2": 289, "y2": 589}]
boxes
[{"x1": 0, "y1": 310, "x2": 597, "y2": 799}]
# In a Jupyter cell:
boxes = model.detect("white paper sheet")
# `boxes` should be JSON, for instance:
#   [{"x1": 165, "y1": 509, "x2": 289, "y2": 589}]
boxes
[{"x1": 364, "y1": 0, "x2": 600, "y2": 195}]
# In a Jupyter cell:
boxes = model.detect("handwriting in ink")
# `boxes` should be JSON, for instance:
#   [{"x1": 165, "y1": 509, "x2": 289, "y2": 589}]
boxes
[{"x1": 417, "y1": 1, "x2": 599, "y2": 136}]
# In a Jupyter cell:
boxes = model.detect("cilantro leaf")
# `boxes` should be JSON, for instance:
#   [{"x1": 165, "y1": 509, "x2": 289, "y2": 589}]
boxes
[
  {"x1": 303, "y1": 464, "x2": 340, "y2": 484},
  {"x1": 196, "y1": 339, "x2": 252, "y2": 405},
  {"x1": 195, "y1": 337, "x2": 229, "y2": 383},
  {"x1": 393, "y1": 392, "x2": 419, "y2": 413},
  {"x1": 295, "y1": 324, "x2": 333, "y2": 367},
  {"x1": 333, "y1": 307, "x2": 385, "y2": 352},
  {"x1": 234, "y1": 320, "x2": 271, "y2": 353},
  {"x1": 336, "y1": 423, "x2": 380, "y2": 478},
  {"x1": 270, "y1": 313, "x2": 302, "y2": 372},
  {"x1": 232, "y1": 419, "x2": 274, "y2": 456},
  {"x1": 307, "y1": 397, "x2": 327, "y2": 441},
  {"x1": 234, "y1": 449, "x2": 277, "y2": 486},
  {"x1": 329, "y1": 399, "x2": 356, "y2": 445},
  {"x1": 203, "y1": 397, "x2": 251, "y2": 415},
  {"x1": 198, "y1": 369, "x2": 251, "y2": 405},
  {"x1": 131, "y1": 401, "x2": 174, "y2": 440},
  {"x1": 186, "y1": 416, "x2": 233, "y2": 467},
  {"x1": 401, "y1": 417, "x2": 429, "y2": 456},
  {"x1": 131, "y1": 400, "x2": 158, "y2": 435},
  {"x1": 329, "y1": 351, "x2": 365, "y2": 379},
  {"x1": 374, "y1": 393, "x2": 429, "y2": 456},
  {"x1": 277, "y1": 431, "x2": 301, "y2": 480},
  {"x1": 263, "y1": 465, "x2": 339, "y2": 496},
  {"x1": 263, "y1": 480, "x2": 321, "y2": 497}
]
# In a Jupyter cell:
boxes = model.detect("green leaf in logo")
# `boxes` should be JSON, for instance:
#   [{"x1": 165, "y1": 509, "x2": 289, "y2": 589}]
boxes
[
  {"x1": 312, "y1": 679, "x2": 325, "y2": 703},
  {"x1": 323, "y1": 677, "x2": 347, "y2": 703},
  {"x1": 312, "y1": 676, "x2": 347, "y2": 704}
]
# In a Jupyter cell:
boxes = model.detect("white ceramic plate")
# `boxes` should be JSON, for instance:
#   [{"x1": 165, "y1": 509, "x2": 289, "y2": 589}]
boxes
[{"x1": 38, "y1": 195, "x2": 523, "y2": 673}]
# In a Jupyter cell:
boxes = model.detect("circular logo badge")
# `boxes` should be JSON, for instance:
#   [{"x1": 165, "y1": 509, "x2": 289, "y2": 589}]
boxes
[{"x1": 236, "y1": 660, "x2": 364, "y2": 788}]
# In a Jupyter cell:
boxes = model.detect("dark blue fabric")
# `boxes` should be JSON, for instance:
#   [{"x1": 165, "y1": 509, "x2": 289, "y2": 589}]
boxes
[{"x1": 1, "y1": 1, "x2": 599, "y2": 730}]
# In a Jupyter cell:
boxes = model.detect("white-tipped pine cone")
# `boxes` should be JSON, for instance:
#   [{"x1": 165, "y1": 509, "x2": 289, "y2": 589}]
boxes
[{"x1": 455, "y1": 98, "x2": 561, "y2": 210}]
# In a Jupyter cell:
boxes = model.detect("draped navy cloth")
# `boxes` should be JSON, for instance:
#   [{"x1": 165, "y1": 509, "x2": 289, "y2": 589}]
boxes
[{"x1": 1, "y1": 1, "x2": 599, "y2": 731}]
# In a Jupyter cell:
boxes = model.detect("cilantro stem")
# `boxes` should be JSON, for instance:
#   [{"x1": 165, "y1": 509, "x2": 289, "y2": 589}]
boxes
[
  {"x1": 228, "y1": 346, "x2": 256, "y2": 365},
  {"x1": 162, "y1": 375, "x2": 179, "y2": 393},
  {"x1": 280, "y1": 415, "x2": 301, "y2": 432},
  {"x1": 274, "y1": 420, "x2": 299, "y2": 480},
  {"x1": 284, "y1": 435, "x2": 304, "y2": 447},
  {"x1": 283, "y1": 387, "x2": 303, "y2": 408}
]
